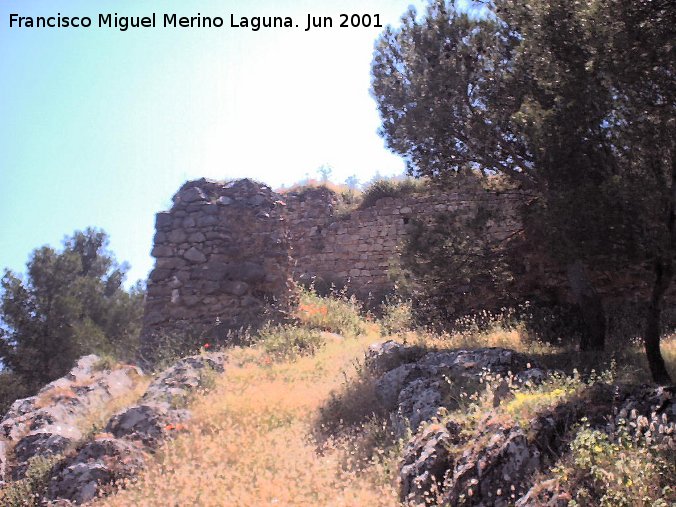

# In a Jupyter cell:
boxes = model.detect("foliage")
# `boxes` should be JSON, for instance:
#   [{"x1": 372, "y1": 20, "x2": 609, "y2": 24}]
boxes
[
  {"x1": 0, "y1": 371, "x2": 31, "y2": 415},
  {"x1": 140, "y1": 326, "x2": 215, "y2": 371},
  {"x1": 258, "y1": 324, "x2": 325, "y2": 360},
  {"x1": 358, "y1": 177, "x2": 427, "y2": 209},
  {"x1": 400, "y1": 203, "x2": 519, "y2": 327},
  {"x1": 555, "y1": 420, "x2": 675, "y2": 506},
  {"x1": 0, "y1": 228, "x2": 144, "y2": 392},
  {"x1": 0, "y1": 455, "x2": 62, "y2": 506},
  {"x1": 295, "y1": 288, "x2": 366, "y2": 337},
  {"x1": 379, "y1": 298, "x2": 414, "y2": 336},
  {"x1": 371, "y1": 0, "x2": 675, "y2": 377}
]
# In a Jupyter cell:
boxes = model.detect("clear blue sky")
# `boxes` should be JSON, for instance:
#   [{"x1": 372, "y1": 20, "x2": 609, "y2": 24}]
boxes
[{"x1": 1, "y1": 0, "x2": 436, "y2": 285}]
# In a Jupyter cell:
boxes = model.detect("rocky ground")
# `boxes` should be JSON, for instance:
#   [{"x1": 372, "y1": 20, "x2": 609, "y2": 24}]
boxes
[
  {"x1": 0, "y1": 336, "x2": 674, "y2": 506},
  {"x1": 367, "y1": 340, "x2": 675, "y2": 506},
  {"x1": 0, "y1": 352, "x2": 225, "y2": 505}
]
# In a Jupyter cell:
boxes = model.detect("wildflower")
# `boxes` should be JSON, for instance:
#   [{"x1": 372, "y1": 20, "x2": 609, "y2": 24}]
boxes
[{"x1": 204, "y1": 343, "x2": 210, "y2": 349}]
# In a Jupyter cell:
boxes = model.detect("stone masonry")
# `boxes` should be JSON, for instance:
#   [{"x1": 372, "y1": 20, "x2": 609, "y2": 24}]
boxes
[
  {"x1": 284, "y1": 186, "x2": 523, "y2": 300},
  {"x1": 140, "y1": 178, "x2": 671, "y2": 356},
  {"x1": 139, "y1": 178, "x2": 294, "y2": 361},
  {"x1": 139, "y1": 179, "x2": 525, "y2": 355}
]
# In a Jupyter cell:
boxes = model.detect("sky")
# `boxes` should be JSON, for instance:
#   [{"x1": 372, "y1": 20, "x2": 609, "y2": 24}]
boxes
[{"x1": 0, "y1": 0, "x2": 435, "y2": 285}]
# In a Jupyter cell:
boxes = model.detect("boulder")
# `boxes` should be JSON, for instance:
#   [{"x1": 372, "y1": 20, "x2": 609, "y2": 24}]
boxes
[
  {"x1": 48, "y1": 437, "x2": 146, "y2": 504},
  {"x1": 365, "y1": 340, "x2": 424, "y2": 374},
  {"x1": 372, "y1": 346, "x2": 541, "y2": 435}
]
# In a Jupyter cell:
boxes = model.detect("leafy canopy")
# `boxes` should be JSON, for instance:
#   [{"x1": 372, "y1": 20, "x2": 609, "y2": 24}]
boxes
[{"x1": 0, "y1": 228, "x2": 144, "y2": 388}]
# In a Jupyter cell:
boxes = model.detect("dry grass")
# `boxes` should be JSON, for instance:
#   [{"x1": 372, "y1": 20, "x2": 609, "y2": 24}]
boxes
[
  {"x1": 33, "y1": 386, "x2": 79, "y2": 409},
  {"x1": 278, "y1": 178, "x2": 356, "y2": 196},
  {"x1": 92, "y1": 312, "x2": 676, "y2": 506},
  {"x1": 96, "y1": 330, "x2": 400, "y2": 507}
]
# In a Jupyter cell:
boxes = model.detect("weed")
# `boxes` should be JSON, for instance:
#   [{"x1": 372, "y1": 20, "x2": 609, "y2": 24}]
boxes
[
  {"x1": 296, "y1": 287, "x2": 366, "y2": 337},
  {"x1": 359, "y1": 177, "x2": 428, "y2": 209},
  {"x1": 554, "y1": 420, "x2": 676, "y2": 506},
  {"x1": 258, "y1": 324, "x2": 326, "y2": 360},
  {"x1": 92, "y1": 354, "x2": 119, "y2": 372},
  {"x1": 379, "y1": 298, "x2": 414, "y2": 336},
  {"x1": 0, "y1": 455, "x2": 61, "y2": 506}
]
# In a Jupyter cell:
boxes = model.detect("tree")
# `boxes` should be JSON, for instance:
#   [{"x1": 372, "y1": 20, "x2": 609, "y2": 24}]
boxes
[
  {"x1": 0, "y1": 228, "x2": 144, "y2": 390},
  {"x1": 371, "y1": 0, "x2": 674, "y2": 381},
  {"x1": 317, "y1": 164, "x2": 333, "y2": 182},
  {"x1": 345, "y1": 175, "x2": 360, "y2": 190}
]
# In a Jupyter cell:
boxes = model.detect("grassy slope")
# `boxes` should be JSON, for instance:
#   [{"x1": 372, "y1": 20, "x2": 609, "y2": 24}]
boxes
[
  {"x1": 97, "y1": 328, "x2": 400, "y2": 507},
  {"x1": 95, "y1": 300, "x2": 676, "y2": 506}
]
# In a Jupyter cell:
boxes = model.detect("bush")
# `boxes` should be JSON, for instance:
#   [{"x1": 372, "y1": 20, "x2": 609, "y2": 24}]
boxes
[
  {"x1": 257, "y1": 324, "x2": 325, "y2": 360},
  {"x1": 554, "y1": 421, "x2": 675, "y2": 506},
  {"x1": 0, "y1": 455, "x2": 62, "y2": 506},
  {"x1": 0, "y1": 371, "x2": 31, "y2": 415},
  {"x1": 359, "y1": 178, "x2": 426, "y2": 209},
  {"x1": 379, "y1": 298, "x2": 413, "y2": 336},
  {"x1": 295, "y1": 288, "x2": 366, "y2": 337}
]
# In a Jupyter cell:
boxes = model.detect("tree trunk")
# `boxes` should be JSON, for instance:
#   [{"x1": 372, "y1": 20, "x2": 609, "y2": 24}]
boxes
[
  {"x1": 644, "y1": 259, "x2": 673, "y2": 384},
  {"x1": 643, "y1": 156, "x2": 675, "y2": 385},
  {"x1": 567, "y1": 260, "x2": 606, "y2": 351}
]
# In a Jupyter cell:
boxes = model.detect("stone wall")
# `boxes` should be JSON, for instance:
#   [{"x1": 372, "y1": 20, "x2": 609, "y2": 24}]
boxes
[
  {"x1": 140, "y1": 178, "x2": 673, "y2": 356},
  {"x1": 284, "y1": 186, "x2": 523, "y2": 300},
  {"x1": 140, "y1": 179, "x2": 294, "y2": 361}
]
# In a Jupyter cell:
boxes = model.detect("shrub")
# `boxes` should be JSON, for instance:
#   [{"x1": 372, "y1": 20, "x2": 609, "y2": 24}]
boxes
[
  {"x1": 258, "y1": 324, "x2": 325, "y2": 360},
  {"x1": 0, "y1": 372, "x2": 31, "y2": 415},
  {"x1": 92, "y1": 354, "x2": 119, "y2": 372},
  {"x1": 295, "y1": 288, "x2": 366, "y2": 337},
  {"x1": 0, "y1": 455, "x2": 62, "y2": 506},
  {"x1": 379, "y1": 298, "x2": 413, "y2": 336},
  {"x1": 359, "y1": 177, "x2": 426, "y2": 209},
  {"x1": 554, "y1": 421, "x2": 676, "y2": 506}
]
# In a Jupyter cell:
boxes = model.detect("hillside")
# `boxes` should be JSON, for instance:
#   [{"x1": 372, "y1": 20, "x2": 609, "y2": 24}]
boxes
[{"x1": 1, "y1": 291, "x2": 674, "y2": 506}]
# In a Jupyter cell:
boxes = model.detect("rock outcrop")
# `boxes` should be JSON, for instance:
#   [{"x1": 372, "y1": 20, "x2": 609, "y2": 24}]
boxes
[
  {"x1": 366, "y1": 341, "x2": 676, "y2": 506},
  {"x1": 0, "y1": 355, "x2": 143, "y2": 482},
  {"x1": 368, "y1": 340, "x2": 544, "y2": 436},
  {"x1": 46, "y1": 352, "x2": 226, "y2": 505}
]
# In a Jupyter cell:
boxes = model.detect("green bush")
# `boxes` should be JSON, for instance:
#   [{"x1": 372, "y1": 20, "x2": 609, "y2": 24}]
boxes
[
  {"x1": 0, "y1": 372, "x2": 31, "y2": 415},
  {"x1": 296, "y1": 288, "x2": 366, "y2": 337},
  {"x1": 258, "y1": 324, "x2": 325, "y2": 360},
  {"x1": 359, "y1": 178, "x2": 426, "y2": 209},
  {"x1": 555, "y1": 420, "x2": 675, "y2": 506},
  {"x1": 0, "y1": 455, "x2": 62, "y2": 506},
  {"x1": 379, "y1": 298, "x2": 413, "y2": 336}
]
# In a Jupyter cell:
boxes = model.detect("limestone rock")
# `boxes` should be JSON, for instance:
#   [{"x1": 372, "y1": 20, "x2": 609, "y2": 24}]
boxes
[
  {"x1": 400, "y1": 421, "x2": 460, "y2": 505},
  {"x1": 0, "y1": 356, "x2": 143, "y2": 481},
  {"x1": 372, "y1": 346, "x2": 540, "y2": 435},
  {"x1": 45, "y1": 352, "x2": 226, "y2": 504},
  {"x1": 365, "y1": 340, "x2": 424, "y2": 374},
  {"x1": 48, "y1": 438, "x2": 146, "y2": 505}
]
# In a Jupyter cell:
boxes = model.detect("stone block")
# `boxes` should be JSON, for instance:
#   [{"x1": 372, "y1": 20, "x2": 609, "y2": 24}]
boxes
[{"x1": 183, "y1": 247, "x2": 207, "y2": 263}]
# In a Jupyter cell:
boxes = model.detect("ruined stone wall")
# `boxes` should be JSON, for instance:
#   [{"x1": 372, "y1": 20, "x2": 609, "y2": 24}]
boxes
[
  {"x1": 140, "y1": 178, "x2": 672, "y2": 355},
  {"x1": 140, "y1": 179, "x2": 294, "y2": 361},
  {"x1": 284, "y1": 187, "x2": 523, "y2": 300}
]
